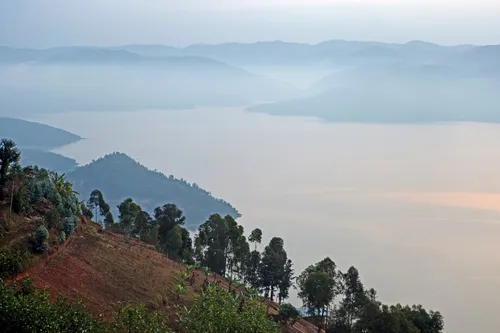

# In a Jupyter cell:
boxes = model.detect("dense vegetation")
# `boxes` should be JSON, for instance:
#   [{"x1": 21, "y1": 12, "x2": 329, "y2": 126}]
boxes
[
  {"x1": 0, "y1": 138, "x2": 444, "y2": 333},
  {"x1": 0, "y1": 139, "x2": 81, "y2": 278},
  {"x1": 66, "y1": 152, "x2": 240, "y2": 228},
  {"x1": 0, "y1": 278, "x2": 173, "y2": 333}
]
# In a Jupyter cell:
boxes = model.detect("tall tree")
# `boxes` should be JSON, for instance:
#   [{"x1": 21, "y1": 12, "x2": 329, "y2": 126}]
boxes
[
  {"x1": 117, "y1": 198, "x2": 141, "y2": 235},
  {"x1": 155, "y1": 204, "x2": 186, "y2": 258},
  {"x1": 164, "y1": 225, "x2": 183, "y2": 259},
  {"x1": 259, "y1": 237, "x2": 288, "y2": 301},
  {"x1": 233, "y1": 235, "x2": 250, "y2": 280},
  {"x1": 195, "y1": 214, "x2": 230, "y2": 275},
  {"x1": 87, "y1": 189, "x2": 103, "y2": 223},
  {"x1": 225, "y1": 215, "x2": 249, "y2": 279},
  {"x1": 103, "y1": 211, "x2": 115, "y2": 229},
  {"x1": 0, "y1": 139, "x2": 21, "y2": 200},
  {"x1": 340, "y1": 266, "x2": 366, "y2": 329},
  {"x1": 297, "y1": 257, "x2": 339, "y2": 332},
  {"x1": 178, "y1": 227, "x2": 194, "y2": 264},
  {"x1": 133, "y1": 210, "x2": 152, "y2": 239},
  {"x1": 245, "y1": 250, "x2": 261, "y2": 290},
  {"x1": 87, "y1": 189, "x2": 111, "y2": 226},
  {"x1": 278, "y1": 259, "x2": 294, "y2": 305},
  {"x1": 248, "y1": 228, "x2": 262, "y2": 251}
]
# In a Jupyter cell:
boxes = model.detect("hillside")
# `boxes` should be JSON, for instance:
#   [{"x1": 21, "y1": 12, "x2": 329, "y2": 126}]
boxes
[
  {"x1": 66, "y1": 153, "x2": 240, "y2": 228},
  {"x1": 0, "y1": 117, "x2": 81, "y2": 149},
  {"x1": 19, "y1": 148, "x2": 78, "y2": 173},
  {"x1": 6, "y1": 220, "x2": 319, "y2": 333},
  {"x1": 0, "y1": 139, "x2": 443, "y2": 333}
]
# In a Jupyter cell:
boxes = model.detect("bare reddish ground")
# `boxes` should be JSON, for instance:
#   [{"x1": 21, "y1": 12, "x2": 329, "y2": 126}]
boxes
[{"x1": 12, "y1": 220, "x2": 320, "y2": 333}]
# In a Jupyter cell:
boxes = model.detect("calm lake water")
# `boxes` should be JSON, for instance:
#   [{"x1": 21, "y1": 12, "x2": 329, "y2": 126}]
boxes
[{"x1": 29, "y1": 108, "x2": 500, "y2": 333}]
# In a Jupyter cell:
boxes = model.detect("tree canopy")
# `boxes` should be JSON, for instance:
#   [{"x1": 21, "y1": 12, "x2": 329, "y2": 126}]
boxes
[{"x1": 66, "y1": 153, "x2": 240, "y2": 229}]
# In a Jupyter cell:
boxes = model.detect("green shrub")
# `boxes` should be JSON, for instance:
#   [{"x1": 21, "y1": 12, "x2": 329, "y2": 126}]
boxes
[
  {"x1": 62, "y1": 216, "x2": 77, "y2": 235},
  {"x1": 279, "y1": 303, "x2": 301, "y2": 327},
  {"x1": 45, "y1": 208, "x2": 61, "y2": 230},
  {"x1": 39, "y1": 179, "x2": 52, "y2": 196},
  {"x1": 111, "y1": 303, "x2": 172, "y2": 333},
  {"x1": 33, "y1": 225, "x2": 49, "y2": 253},
  {"x1": 0, "y1": 280, "x2": 173, "y2": 333},
  {"x1": 180, "y1": 285, "x2": 279, "y2": 333},
  {"x1": 0, "y1": 248, "x2": 30, "y2": 279},
  {"x1": 60, "y1": 231, "x2": 66, "y2": 243},
  {"x1": 17, "y1": 277, "x2": 36, "y2": 296},
  {"x1": 45, "y1": 186, "x2": 63, "y2": 212},
  {"x1": 0, "y1": 279, "x2": 106, "y2": 333},
  {"x1": 25, "y1": 180, "x2": 42, "y2": 204},
  {"x1": 60, "y1": 195, "x2": 79, "y2": 218},
  {"x1": 12, "y1": 188, "x2": 28, "y2": 214}
]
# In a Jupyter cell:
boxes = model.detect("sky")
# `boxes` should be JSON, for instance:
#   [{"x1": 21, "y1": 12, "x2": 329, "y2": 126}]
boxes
[{"x1": 1, "y1": 0, "x2": 499, "y2": 47}]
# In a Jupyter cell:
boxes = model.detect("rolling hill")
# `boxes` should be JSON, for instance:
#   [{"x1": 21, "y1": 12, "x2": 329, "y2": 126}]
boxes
[
  {"x1": 66, "y1": 153, "x2": 240, "y2": 229},
  {"x1": 19, "y1": 148, "x2": 78, "y2": 173},
  {"x1": 11, "y1": 220, "x2": 320, "y2": 333},
  {"x1": 0, "y1": 117, "x2": 81, "y2": 149}
]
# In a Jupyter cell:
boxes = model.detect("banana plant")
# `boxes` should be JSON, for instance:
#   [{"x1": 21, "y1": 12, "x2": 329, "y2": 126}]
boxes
[
  {"x1": 226, "y1": 276, "x2": 236, "y2": 293},
  {"x1": 174, "y1": 284, "x2": 187, "y2": 300},
  {"x1": 178, "y1": 271, "x2": 190, "y2": 286}
]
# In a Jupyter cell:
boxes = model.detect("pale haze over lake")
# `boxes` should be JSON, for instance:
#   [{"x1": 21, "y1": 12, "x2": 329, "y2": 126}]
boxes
[{"x1": 28, "y1": 108, "x2": 500, "y2": 333}]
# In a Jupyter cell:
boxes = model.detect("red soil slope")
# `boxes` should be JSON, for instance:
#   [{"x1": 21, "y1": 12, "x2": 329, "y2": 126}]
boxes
[{"x1": 21, "y1": 222, "x2": 320, "y2": 333}]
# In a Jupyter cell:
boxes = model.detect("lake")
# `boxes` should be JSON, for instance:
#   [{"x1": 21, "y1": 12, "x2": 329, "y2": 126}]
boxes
[{"x1": 28, "y1": 108, "x2": 500, "y2": 333}]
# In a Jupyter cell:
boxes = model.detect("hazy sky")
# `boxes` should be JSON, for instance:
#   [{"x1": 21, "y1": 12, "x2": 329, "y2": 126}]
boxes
[{"x1": 1, "y1": 0, "x2": 499, "y2": 47}]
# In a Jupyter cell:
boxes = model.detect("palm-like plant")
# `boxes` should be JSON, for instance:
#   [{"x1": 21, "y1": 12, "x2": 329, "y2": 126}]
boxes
[
  {"x1": 175, "y1": 284, "x2": 187, "y2": 300},
  {"x1": 227, "y1": 276, "x2": 236, "y2": 293},
  {"x1": 50, "y1": 171, "x2": 65, "y2": 191},
  {"x1": 50, "y1": 171, "x2": 79, "y2": 197},
  {"x1": 247, "y1": 287, "x2": 259, "y2": 301},
  {"x1": 202, "y1": 267, "x2": 211, "y2": 284},
  {"x1": 178, "y1": 271, "x2": 189, "y2": 287}
]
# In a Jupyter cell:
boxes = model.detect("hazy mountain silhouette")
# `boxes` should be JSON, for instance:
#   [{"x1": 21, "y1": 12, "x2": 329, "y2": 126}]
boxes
[
  {"x1": 19, "y1": 148, "x2": 78, "y2": 173},
  {"x1": 0, "y1": 117, "x2": 81, "y2": 149},
  {"x1": 1, "y1": 41, "x2": 498, "y2": 122},
  {"x1": 66, "y1": 153, "x2": 240, "y2": 228},
  {"x1": 0, "y1": 46, "x2": 297, "y2": 116}
]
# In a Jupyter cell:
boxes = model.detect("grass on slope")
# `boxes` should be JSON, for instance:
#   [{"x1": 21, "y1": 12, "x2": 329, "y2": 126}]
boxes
[{"x1": 25, "y1": 222, "x2": 320, "y2": 333}]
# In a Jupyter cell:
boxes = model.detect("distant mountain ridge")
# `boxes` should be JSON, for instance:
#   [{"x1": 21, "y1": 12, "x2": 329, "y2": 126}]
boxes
[
  {"x1": 19, "y1": 148, "x2": 78, "y2": 173},
  {"x1": 1, "y1": 40, "x2": 499, "y2": 122},
  {"x1": 0, "y1": 117, "x2": 82, "y2": 149},
  {"x1": 66, "y1": 153, "x2": 240, "y2": 228},
  {"x1": 0, "y1": 45, "x2": 297, "y2": 116},
  {"x1": 0, "y1": 40, "x2": 484, "y2": 67}
]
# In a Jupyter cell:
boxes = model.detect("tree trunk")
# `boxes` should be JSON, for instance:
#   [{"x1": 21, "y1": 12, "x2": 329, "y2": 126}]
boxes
[
  {"x1": 270, "y1": 285, "x2": 275, "y2": 301},
  {"x1": 9, "y1": 182, "x2": 14, "y2": 218},
  {"x1": 318, "y1": 307, "x2": 325, "y2": 333}
]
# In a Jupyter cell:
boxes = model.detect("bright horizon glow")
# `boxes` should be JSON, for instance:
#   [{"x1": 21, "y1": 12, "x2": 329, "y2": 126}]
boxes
[{"x1": 1, "y1": 0, "x2": 499, "y2": 47}]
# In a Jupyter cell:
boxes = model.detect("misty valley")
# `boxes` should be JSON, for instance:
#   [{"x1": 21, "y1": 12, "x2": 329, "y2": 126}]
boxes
[
  {"x1": 1, "y1": 41, "x2": 499, "y2": 122},
  {"x1": 2, "y1": 39, "x2": 500, "y2": 333}
]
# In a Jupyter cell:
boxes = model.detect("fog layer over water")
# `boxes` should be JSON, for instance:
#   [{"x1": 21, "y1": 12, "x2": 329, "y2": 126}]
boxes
[{"x1": 29, "y1": 108, "x2": 500, "y2": 333}]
